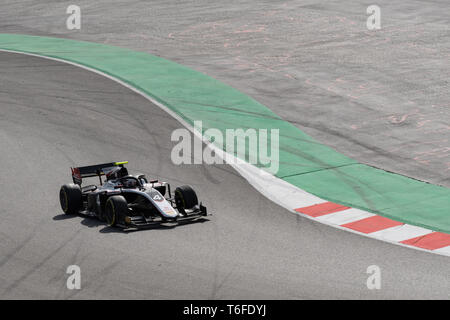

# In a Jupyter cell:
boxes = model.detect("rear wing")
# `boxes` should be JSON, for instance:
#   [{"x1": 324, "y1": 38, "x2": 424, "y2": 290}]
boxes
[{"x1": 71, "y1": 161, "x2": 128, "y2": 185}]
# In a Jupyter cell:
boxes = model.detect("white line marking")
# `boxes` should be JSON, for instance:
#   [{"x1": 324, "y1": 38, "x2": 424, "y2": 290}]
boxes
[
  {"x1": 370, "y1": 224, "x2": 433, "y2": 242},
  {"x1": 228, "y1": 159, "x2": 326, "y2": 209},
  {"x1": 315, "y1": 208, "x2": 375, "y2": 225},
  {"x1": 433, "y1": 246, "x2": 450, "y2": 255}
]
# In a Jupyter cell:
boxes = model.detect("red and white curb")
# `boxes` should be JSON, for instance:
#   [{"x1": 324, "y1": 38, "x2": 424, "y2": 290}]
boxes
[
  {"x1": 221, "y1": 149, "x2": 450, "y2": 258},
  {"x1": 295, "y1": 202, "x2": 450, "y2": 256},
  {"x1": 5, "y1": 48, "x2": 448, "y2": 258}
]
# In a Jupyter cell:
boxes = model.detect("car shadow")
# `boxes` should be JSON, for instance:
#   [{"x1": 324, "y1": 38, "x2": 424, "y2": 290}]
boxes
[
  {"x1": 54, "y1": 213, "x2": 209, "y2": 233},
  {"x1": 100, "y1": 217, "x2": 210, "y2": 233},
  {"x1": 177, "y1": 217, "x2": 210, "y2": 227},
  {"x1": 80, "y1": 216, "x2": 105, "y2": 228},
  {"x1": 53, "y1": 212, "x2": 106, "y2": 228},
  {"x1": 53, "y1": 213, "x2": 78, "y2": 221},
  {"x1": 99, "y1": 223, "x2": 174, "y2": 233}
]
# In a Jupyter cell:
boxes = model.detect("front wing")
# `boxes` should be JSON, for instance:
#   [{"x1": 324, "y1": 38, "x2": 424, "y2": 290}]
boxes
[{"x1": 117, "y1": 204, "x2": 208, "y2": 230}]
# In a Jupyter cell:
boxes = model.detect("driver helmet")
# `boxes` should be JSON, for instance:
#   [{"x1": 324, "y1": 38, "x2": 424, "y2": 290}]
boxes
[{"x1": 122, "y1": 177, "x2": 137, "y2": 188}]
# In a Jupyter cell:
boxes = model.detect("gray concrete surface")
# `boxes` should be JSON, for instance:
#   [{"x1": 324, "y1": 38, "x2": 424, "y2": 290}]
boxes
[
  {"x1": 0, "y1": 0, "x2": 448, "y2": 187},
  {"x1": 0, "y1": 52, "x2": 449, "y2": 299}
]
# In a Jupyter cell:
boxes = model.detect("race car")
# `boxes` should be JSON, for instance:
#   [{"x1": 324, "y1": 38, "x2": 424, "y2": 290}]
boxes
[{"x1": 59, "y1": 161, "x2": 207, "y2": 229}]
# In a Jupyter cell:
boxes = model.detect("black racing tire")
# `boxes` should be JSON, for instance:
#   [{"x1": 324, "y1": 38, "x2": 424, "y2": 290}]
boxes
[
  {"x1": 104, "y1": 195, "x2": 128, "y2": 227},
  {"x1": 60, "y1": 184, "x2": 82, "y2": 215},
  {"x1": 174, "y1": 185, "x2": 198, "y2": 214}
]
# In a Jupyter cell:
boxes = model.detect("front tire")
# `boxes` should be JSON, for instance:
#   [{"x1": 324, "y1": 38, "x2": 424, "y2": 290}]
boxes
[
  {"x1": 174, "y1": 185, "x2": 198, "y2": 214},
  {"x1": 60, "y1": 184, "x2": 82, "y2": 215},
  {"x1": 104, "y1": 195, "x2": 128, "y2": 227}
]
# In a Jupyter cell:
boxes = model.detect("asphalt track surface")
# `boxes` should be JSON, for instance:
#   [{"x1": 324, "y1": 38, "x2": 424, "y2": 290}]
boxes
[
  {"x1": 0, "y1": 0, "x2": 448, "y2": 188},
  {"x1": 0, "y1": 0, "x2": 449, "y2": 299},
  {"x1": 1, "y1": 52, "x2": 449, "y2": 300}
]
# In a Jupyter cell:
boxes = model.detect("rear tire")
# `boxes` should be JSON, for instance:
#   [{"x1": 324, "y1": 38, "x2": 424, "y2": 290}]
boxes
[
  {"x1": 105, "y1": 195, "x2": 128, "y2": 227},
  {"x1": 174, "y1": 185, "x2": 198, "y2": 214},
  {"x1": 60, "y1": 184, "x2": 82, "y2": 215}
]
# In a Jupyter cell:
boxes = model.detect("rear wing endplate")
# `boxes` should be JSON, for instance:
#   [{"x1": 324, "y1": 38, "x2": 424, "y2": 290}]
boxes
[{"x1": 71, "y1": 161, "x2": 128, "y2": 185}]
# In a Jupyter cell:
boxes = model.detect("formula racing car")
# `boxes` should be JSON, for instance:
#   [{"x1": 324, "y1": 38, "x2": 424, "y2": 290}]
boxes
[{"x1": 59, "y1": 161, "x2": 207, "y2": 229}]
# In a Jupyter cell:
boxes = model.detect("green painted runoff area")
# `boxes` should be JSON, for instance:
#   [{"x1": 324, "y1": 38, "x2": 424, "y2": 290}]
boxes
[{"x1": 1, "y1": 34, "x2": 448, "y2": 233}]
